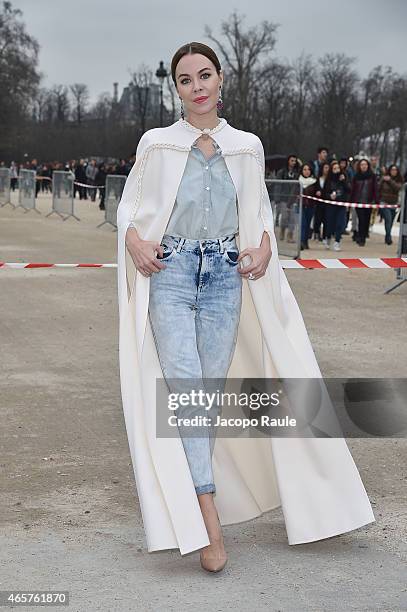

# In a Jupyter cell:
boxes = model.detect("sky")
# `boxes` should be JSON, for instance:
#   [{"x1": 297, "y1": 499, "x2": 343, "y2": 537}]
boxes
[{"x1": 14, "y1": 0, "x2": 407, "y2": 105}]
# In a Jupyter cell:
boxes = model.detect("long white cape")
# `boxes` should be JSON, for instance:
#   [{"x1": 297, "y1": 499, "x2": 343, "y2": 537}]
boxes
[{"x1": 116, "y1": 118, "x2": 375, "y2": 555}]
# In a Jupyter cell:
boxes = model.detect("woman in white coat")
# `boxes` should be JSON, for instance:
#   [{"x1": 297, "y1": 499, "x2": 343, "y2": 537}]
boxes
[{"x1": 117, "y1": 41, "x2": 375, "y2": 574}]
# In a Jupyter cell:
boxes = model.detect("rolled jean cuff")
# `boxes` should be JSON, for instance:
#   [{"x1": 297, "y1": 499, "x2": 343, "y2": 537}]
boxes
[{"x1": 195, "y1": 483, "x2": 216, "y2": 495}]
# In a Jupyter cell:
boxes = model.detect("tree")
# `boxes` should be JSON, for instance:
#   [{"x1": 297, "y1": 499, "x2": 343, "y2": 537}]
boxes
[
  {"x1": 312, "y1": 53, "x2": 360, "y2": 155},
  {"x1": 51, "y1": 84, "x2": 70, "y2": 123},
  {"x1": 70, "y1": 83, "x2": 89, "y2": 124},
  {"x1": 0, "y1": 1, "x2": 40, "y2": 157},
  {"x1": 204, "y1": 10, "x2": 278, "y2": 129},
  {"x1": 129, "y1": 65, "x2": 154, "y2": 133}
]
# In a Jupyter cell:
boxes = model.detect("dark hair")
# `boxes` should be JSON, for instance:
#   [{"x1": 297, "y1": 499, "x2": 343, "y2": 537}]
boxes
[
  {"x1": 300, "y1": 163, "x2": 314, "y2": 178},
  {"x1": 318, "y1": 162, "x2": 330, "y2": 178},
  {"x1": 339, "y1": 157, "x2": 348, "y2": 164},
  {"x1": 357, "y1": 158, "x2": 371, "y2": 171},
  {"x1": 386, "y1": 164, "x2": 402, "y2": 181},
  {"x1": 171, "y1": 42, "x2": 222, "y2": 87},
  {"x1": 327, "y1": 159, "x2": 341, "y2": 181},
  {"x1": 317, "y1": 147, "x2": 329, "y2": 155}
]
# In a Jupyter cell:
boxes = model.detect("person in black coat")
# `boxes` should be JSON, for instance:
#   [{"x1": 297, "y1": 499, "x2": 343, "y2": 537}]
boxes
[
  {"x1": 323, "y1": 160, "x2": 351, "y2": 250},
  {"x1": 312, "y1": 162, "x2": 330, "y2": 241},
  {"x1": 95, "y1": 163, "x2": 107, "y2": 210},
  {"x1": 350, "y1": 159, "x2": 379, "y2": 246}
]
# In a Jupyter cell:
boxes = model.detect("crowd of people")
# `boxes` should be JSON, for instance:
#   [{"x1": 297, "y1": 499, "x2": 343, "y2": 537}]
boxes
[
  {"x1": 2, "y1": 148, "x2": 406, "y2": 243},
  {"x1": 1, "y1": 157, "x2": 134, "y2": 210},
  {"x1": 272, "y1": 147, "x2": 406, "y2": 249}
]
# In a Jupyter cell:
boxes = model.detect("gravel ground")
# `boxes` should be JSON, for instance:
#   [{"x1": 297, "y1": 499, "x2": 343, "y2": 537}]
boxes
[{"x1": 1, "y1": 192, "x2": 406, "y2": 612}]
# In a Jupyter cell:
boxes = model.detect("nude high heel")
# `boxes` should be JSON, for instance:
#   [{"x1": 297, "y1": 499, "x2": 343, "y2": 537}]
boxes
[
  {"x1": 200, "y1": 545, "x2": 228, "y2": 573},
  {"x1": 199, "y1": 505, "x2": 228, "y2": 573}
]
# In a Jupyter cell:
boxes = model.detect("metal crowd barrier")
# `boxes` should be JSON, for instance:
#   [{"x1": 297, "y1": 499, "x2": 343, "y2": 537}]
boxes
[
  {"x1": 97, "y1": 174, "x2": 126, "y2": 230},
  {"x1": 0, "y1": 168, "x2": 12, "y2": 207},
  {"x1": 265, "y1": 179, "x2": 302, "y2": 259},
  {"x1": 17, "y1": 169, "x2": 40, "y2": 213},
  {"x1": 46, "y1": 171, "x2": 78, "y2": 221}
]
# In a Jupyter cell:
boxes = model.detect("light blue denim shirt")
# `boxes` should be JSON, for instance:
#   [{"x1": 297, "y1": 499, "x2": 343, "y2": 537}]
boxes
[{"x1": 164, "y1": 139, "x2": 239, "y2": 239}]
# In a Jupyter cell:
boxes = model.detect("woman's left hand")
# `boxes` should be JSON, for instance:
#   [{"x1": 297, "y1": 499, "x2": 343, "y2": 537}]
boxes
[{"x1": 237, "y1": 231, "x2": 272, "y2": 281}]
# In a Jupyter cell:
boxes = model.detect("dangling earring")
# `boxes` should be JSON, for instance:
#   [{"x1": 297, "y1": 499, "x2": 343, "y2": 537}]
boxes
[
  {"x1": 217, "y1": 86, "x2": 224, "y2": 111},
  {"x1": 179, "y1": 97, "x2": 185, "y2": 120}
]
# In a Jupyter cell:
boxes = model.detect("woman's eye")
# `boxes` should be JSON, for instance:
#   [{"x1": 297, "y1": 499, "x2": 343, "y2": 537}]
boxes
[{"x1": 180, "y1": 73, "x2": 211, "y2": 85}]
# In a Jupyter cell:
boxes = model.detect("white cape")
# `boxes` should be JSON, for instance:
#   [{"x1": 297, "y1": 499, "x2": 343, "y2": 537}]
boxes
[{"x1": 116, "y1": 117, "x2": 375, "y2": 555}]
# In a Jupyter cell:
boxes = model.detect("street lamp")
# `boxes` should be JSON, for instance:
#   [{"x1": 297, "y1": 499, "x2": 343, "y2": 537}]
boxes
[{"x1": 155, "y1": 60, "x2": 168, "y2": 127}]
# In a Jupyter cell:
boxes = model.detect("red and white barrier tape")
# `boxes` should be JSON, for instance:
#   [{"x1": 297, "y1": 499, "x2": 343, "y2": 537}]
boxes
[
  {"x1": 1, "y1": 258, "x2": 406, "y2": 270},
  {"x1": 33, "y1": 176, "x2": 104, "y2": 189},
  {"x1": 301, "y1": 194, "x2": 399, "y2": 209},
  {"x1": 73, "y1": 181, "x2": 105, "y2": 189}
]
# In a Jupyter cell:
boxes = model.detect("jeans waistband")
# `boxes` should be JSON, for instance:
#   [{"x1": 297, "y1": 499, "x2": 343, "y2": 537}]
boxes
[{"x1": 162, "y1": 234, "x2": 238, "y2": 254}]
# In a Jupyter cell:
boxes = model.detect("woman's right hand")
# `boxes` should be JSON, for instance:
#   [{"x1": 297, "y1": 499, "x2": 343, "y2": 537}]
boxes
[{"x1": 125, "y1": 227, "x2": 166, "y2": 277}]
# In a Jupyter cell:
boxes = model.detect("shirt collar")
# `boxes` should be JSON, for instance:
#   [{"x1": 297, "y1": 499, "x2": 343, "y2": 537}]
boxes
[{"x1": 191, "y1": 139, "x2": 222, "y2": 163}]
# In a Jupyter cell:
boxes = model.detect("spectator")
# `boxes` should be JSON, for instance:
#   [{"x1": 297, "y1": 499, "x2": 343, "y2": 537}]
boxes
[
  {"x1": 323, "y1": 160, "x2": 351, "y2": 251},
  {"x1": 312, "y1": 162, "x2": 330, "y2": 241},
  {"x1": 339, "y1": 158, "x2": 353, "y2": 234},
  {"x1": 379, "y1": 164, "x2": 403, "y2": 245},
  {"x1": 40, "y1": 164, "x2": 52, "y2": 192},
  {"x1": 117, "y1": 158, "x2": 130, "y2": 176},
  {"x1": 299, "y1": 163, "x2": 317, "y2": 250},
  {"x1": 74, "y1": 159, "x2": 88, "y2": 200},
  {"x1": 86, "y1": 159, "x2": 98, "y2": 201},
  {"x1": 95, "y1": 163, "x2": 107, "y2": 210},
  {"x1": 10, "y1": 161, "x2": 18, "y2": 191},
  {"x1": 370, "y1": 155, "x2": 382, "y2": 180},
  {"x1": 276, "y1": 155, "x2": 300, "y2": 243},
  {"x1": 350, "y1": 158, "x2": 379, "y2": 246},
  {"x1": 312, "y1": 147, "x2": 329, "y2": 179},
  {"x1": 369, "y1": 155, "x2": 383, "y2": 228}
]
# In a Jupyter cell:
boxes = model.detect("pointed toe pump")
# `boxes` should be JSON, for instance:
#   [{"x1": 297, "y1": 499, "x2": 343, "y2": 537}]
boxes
[{"x1": 199, "y1": 545, "x2": 228, "y2": 573}]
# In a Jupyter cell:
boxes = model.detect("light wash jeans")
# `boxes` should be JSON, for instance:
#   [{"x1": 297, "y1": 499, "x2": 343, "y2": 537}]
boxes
[{"x1": 148, "y1": 234, "x2": 242, "y2": 495}]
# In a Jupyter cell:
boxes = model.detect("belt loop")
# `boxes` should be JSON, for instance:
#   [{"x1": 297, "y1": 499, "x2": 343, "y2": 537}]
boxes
[
  {"x1": 218, "y1": 238, "x2": 224, "y2": 253},
  {"x1": 176, "y1": 238, "x2": 185, "y2": 252}
]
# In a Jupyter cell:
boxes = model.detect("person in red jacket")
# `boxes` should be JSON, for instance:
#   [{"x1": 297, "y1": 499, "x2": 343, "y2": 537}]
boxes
[{"x1": 350, "y1": 158, "x2": 379, "y2": 246}]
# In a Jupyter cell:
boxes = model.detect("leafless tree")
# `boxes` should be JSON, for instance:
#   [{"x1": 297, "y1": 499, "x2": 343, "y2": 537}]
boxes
[
  {"x1": 129, "y1": 65, "x2": 154, "y2": 133},
  {"x1": 70, "y1": 83, "x2": 89, "y2": 124},
  {"x1": 204, "y1": 10, "x2": 278, "y2": 129},
  {"x1": 50, "y1": 84, "x2": 70, "y2": 123}
]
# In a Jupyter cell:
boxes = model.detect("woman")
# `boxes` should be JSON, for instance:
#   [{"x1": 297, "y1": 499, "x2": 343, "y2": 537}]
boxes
[
  {"x1": 276, "y1": 155, "x2": 300, "y2": 243},
  {"x1": 299, "y1": 163, "x2": 317, "y2": 250},
  {"x1": 379, "y1": 164, "x2": 403, "y2": 245},
  {"x1": 95, "y1": 162, "x2": 107, "y2": 210},
  {"x1": 323, "y1": 160, "x2": 351, "y2": 251},
  {"x1": 117, "y1": 42, "x2": 375, "y2": 574},
  {"x1": 312, "y1": 162, "x2": 330, "y2": 241},
  {"x1": 350, "y1": 159, "x2": 379, "y2": 246}
]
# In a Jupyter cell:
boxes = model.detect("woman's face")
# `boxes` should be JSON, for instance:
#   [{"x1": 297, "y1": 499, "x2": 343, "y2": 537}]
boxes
[
  {"x1": 389, "y1": 166, "x2": 398, "y2": 177},
  {"x1": 331, "y1": 163, "x2": 340, "y2": 174},
  {"x1": 175, "y1": 53, "x2": 222, "y2": 119},
  {"x1": 322, "y1": 163, "x2": 330, "y2": 176},
  {"x1": 359, "y1": 160, "x2": 369, "y2": 172},
  {"x1": 302, "y1": 165, "x2": 311, "y2": 178}
]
